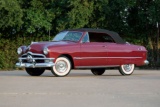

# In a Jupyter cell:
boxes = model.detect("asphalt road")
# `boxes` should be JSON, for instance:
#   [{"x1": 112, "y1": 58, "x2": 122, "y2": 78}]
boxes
[{"x1": 0, "y1": 69, "x2": 160, "y2": 107}]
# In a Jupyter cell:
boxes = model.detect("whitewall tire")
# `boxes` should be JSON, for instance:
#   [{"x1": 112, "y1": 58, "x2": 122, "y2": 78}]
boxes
[
  {"x1": 119, "y1": 64, "x2": 135, "y2": 75},
  {"x1": 51, "y1": 56, "x2": 71, "y2": 77}
]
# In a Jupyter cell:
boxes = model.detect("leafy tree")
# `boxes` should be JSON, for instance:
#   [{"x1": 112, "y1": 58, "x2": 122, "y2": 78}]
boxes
[
  {"x1": 0, "y1": 0, "x2": 23, "y2": 36},
  {"x1": 51, "y1": 0, "x2": 94, "y2": 32},
  {"x1": 22, "y1": 0, "x2": 54, "y2": 34},
  {"x1": 83, "y1": 0, "x2": 109, "y2": 28}
]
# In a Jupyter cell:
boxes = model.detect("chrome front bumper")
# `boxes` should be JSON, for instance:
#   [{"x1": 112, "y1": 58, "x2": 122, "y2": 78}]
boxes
[{"x1": 16, "y1": 58, "x2": 55, "y2": 68}]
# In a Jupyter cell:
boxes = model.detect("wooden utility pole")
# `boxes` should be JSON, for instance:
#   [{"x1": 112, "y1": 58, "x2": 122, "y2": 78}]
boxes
[
  {"x1": 157, "y1": 22, "x2": 159, "y2": 64},
  {"x1": 49, "y1": 27, "x2": 51, "y2": 41}
]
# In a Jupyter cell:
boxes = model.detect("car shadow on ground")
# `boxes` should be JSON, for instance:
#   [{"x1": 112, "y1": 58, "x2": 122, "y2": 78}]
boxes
[{"x1": 0, "y1": 70, "x2": 147, "y2": 77}]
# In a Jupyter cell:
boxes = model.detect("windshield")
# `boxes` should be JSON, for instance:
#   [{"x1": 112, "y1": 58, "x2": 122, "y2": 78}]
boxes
[{"x1": 53, "y1": 31, "x2": 83, "y2": 42}]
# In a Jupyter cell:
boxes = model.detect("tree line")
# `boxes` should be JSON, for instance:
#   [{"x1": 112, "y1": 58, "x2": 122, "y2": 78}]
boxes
[{"x1": 0, "y1": 0, "x2": 160, "y2": 69}]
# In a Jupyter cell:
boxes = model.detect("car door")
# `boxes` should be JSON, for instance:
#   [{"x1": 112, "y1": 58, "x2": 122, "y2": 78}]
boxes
[
  {"x1": 77, "y1": 32, "x2": 108, "y2": 68},
  {"x1": 79, "y1": 42, "x2": 107, "y2": 67}
]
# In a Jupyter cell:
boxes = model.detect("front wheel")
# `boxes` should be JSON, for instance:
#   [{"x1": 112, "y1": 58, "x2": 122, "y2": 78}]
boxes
[
  {"x1": 119, "y1": 64, "x2": 135, "y2": 75},
  {"x1": 91, "y1": 68, "x2": 105, "y2": 75},
  {"x1": 25, "y1": 68, "x2": 45, "y2": 76},
  {"x1": 51, "y1": 56, "x2": 71, "y2": 77}
]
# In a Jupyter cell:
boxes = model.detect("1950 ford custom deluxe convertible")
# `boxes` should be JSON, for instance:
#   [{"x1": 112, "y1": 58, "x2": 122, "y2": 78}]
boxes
[{"x1": 16, "y1": 28, "x2": 149, "y2": 77}]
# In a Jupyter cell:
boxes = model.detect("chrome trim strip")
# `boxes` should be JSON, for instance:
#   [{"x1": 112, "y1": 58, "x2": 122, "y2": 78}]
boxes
[
  {"x1": 19, "y1": 58, "x2": 54, "y2": 60},
  {"x1": 21, "y1": 52, "x2": 46, "y2": 58},
  {"x1": 75, "y1": 65, "x2": 120, "y2": 68},
  {"x1": 74, "y1": 57, "x2": 142, "y2": 60},
  {"x1": 105, "y1": 57, "x2": 142, "y2": 59}
]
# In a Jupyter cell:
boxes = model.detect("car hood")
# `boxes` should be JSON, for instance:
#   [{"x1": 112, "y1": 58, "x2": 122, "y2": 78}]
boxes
[{"x1": 29, "y1": 41, "x2": 75, "y2": 53}]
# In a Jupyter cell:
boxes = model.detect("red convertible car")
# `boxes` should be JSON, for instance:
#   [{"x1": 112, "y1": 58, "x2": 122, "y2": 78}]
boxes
[{"x1": 16, "y1": 28, "x2": 149, "y2": 77}]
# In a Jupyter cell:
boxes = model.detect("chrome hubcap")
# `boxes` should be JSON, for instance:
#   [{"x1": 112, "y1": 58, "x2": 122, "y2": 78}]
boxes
[
  {"x1": 123, "y1": 64, "x2": 132, "y2": 72},
  {"x1": 55, "y1": 60, "x2": 67, "y2": 73}
]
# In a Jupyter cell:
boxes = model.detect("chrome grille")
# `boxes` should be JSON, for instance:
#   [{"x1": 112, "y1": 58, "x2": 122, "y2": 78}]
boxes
[{"x1": 20, "y1": 52, "x2": 46, "y2": 63}]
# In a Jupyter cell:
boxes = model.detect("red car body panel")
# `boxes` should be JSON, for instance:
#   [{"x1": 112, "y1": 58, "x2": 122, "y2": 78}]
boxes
[{"x1": 28, "y1": 41, "x2": 147, "y2": 68}]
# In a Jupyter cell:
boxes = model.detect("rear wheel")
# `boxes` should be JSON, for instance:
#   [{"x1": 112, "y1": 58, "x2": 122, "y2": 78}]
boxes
[
  {"x1": 51, "y1": 56, "x2": 71, "y2": 77},
  {"x1": 25, "y1": 68, "x2": 45, "y2": 76},
  {"x1": 91, "y1": 68, "x2": 105, "y2": 75},
  {"x1": 119, "y1": 64, "x2": 135, "y2": 75}
]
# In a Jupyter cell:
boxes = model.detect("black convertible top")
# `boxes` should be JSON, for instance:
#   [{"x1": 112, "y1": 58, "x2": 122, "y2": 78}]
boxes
[{"x1": 64, "y1": 28, "x2": 126, "y2": 44}]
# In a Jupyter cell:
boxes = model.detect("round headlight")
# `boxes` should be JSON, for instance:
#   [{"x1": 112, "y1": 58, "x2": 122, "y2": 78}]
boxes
[
  {"x1": 43, "y1": 47, "x2": 49, "y2": 55},
  {"x1": 17, "y1": 47, "x2": 22, "y2": 55}
]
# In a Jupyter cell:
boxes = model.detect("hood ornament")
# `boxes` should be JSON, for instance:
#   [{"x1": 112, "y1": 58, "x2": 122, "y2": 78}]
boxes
[{"x1": 27, "y1": 55, "x2": 33, "y2": 62}]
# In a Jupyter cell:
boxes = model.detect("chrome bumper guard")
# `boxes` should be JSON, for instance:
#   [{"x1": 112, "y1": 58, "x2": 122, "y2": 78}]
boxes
[
  {"x1": 16, "y1": 57, "x2": 55, "y2": 68},
  {"x1": 144, "y1": 60, "x2": 149, "y2": 65}
]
